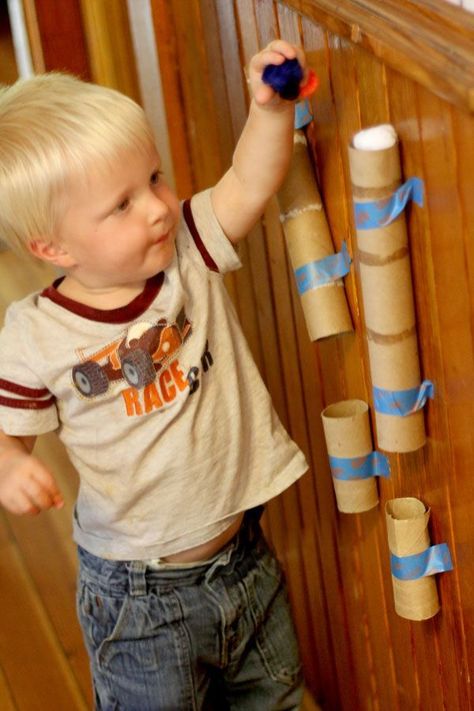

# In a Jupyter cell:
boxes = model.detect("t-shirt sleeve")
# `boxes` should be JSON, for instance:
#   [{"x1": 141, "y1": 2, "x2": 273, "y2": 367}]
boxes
[
  {"x1": 0, "y1": 302, "x2": 59, "y2": 436},
  {"x1": 182, "y1": 189, "x2": 242, "y2": 275}
]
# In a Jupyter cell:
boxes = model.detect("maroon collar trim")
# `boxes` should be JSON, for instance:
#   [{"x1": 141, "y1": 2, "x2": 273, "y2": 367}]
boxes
[{"x1": 40, "y1": 272, "x2": 165, "y2": 323}]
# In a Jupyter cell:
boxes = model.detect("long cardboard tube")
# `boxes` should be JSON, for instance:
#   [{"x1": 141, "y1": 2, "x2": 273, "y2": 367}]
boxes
[
  {"x1": 278, "y1": 131, "x2": 353, "y2": 341},
  {"x1": 385, "y1": 498, "x2": 440, "y2": 620},
  {"x1": 321, "y1": 399, "x2": 379, "y2": 513},
  {"x1": 348, "y1": 126, "x2": 426, "y2": 452}
]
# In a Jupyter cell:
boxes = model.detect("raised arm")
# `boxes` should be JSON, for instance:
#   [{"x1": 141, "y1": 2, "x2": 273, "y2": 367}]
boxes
[{"x1": 211, "y1": 40, "x2": 307, "y2": 243}]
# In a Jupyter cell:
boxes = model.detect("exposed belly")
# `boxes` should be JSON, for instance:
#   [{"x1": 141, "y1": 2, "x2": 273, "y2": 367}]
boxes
[{"x1": 160, "y1": 511, "x2": 245, "y2": 563}]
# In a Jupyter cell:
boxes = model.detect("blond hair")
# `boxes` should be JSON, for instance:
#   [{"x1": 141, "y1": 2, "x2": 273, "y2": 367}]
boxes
[{"x1": 0, "y1": 73, "x2": 154, "y2": 255}]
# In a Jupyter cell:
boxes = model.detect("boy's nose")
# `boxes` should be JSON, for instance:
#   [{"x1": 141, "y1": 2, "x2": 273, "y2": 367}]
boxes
[{"x1": 147, "y1": 191, "x2": 170, "y2": 224}]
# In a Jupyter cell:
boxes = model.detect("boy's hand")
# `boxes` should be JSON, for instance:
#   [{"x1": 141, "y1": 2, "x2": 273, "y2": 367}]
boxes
[
  {"x1": 0, "y1": 450, "x2": 64, "y2": 516},
  {"x1": 247, "y1": 40, "x2": 307, "y2": 108}
]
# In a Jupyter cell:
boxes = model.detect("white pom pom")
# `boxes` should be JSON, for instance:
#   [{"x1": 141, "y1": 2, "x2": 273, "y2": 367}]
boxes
[{"x1": 352, "y1": 124, "x2": 397, "y2": 151}]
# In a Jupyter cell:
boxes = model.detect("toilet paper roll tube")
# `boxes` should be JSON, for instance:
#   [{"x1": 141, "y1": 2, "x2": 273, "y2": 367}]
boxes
[
  {"x1": 278, "y1": 132, "x2": 353, "y2": 341},
  {"x1": 321, "y1": 399, "x2": 383, "y2": 513},
  {"x1": 349, "y1": 128, "x2": 430, "y2": 452},
  {"x1": 385, "y1": 498, "x2": 452, "y2": 620}
]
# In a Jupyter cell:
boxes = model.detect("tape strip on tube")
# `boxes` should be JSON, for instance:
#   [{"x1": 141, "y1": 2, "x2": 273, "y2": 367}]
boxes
[
  {"x1": 295, "y1": 99, "x2": 313, "y2": 129},
  {"x1": 328, "y1": 451, "x2": 390, "y2": 481},
  {"x1": 373, "y1": 380, "x2": 435, "y2": 416},
  {"x1": 354, "y1": 177, "x2": 424, "y2": 229},
  {"x1": 390, "y1": 543, "x2": 453, "y2": 581},
  {"x1": 295, "y1": 241, "x2": 351, "y2": 295}
]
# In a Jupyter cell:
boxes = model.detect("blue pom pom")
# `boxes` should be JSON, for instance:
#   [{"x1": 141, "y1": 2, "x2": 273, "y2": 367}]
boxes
[{"x1": 262, "y1": 58, "x2": 303, "y2": 101}]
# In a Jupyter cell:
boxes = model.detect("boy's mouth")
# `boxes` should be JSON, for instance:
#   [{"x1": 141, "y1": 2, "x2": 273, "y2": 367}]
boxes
[{"x1": 153, "y1": 230, "x2": 171, "y2": 246}]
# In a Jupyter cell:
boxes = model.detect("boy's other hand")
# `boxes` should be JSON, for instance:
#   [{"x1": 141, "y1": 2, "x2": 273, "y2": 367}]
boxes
[
  {"x1": 0, "y1": 450, "x2": 64, "y2": 516},
  {"x1": 247, "y1": 40, "x2": 307, "y2": 108}
]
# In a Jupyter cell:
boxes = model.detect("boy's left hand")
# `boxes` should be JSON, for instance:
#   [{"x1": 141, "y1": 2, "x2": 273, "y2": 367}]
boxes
[{"x1": 247, "y1": 40, "x2": 307, "y2": 108}]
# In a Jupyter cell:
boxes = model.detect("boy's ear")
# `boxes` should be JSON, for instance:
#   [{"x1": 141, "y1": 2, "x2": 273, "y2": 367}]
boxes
[{"x1": 28, "y1": 238, "x2": 76, "y2": 268}]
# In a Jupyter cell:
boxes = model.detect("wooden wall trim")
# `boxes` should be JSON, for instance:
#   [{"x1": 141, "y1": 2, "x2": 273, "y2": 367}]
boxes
[
  {"x1": 281, "y1": 0, "x2": 474, "y2": 113},
  {"x1": 22, "y1": 0, "x2": 45, "y2": 74},
  {"x1": 79, "y1": 0, "x2": 140, "y2": 101},
  {"x1": 29, "y1": 0, "x2": 91, "y2": 78}
]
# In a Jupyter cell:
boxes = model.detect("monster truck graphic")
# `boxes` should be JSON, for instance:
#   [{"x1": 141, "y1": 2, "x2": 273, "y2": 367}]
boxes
[{"x1": 72, "y1": 309, "x2": 191, "y2": 397}]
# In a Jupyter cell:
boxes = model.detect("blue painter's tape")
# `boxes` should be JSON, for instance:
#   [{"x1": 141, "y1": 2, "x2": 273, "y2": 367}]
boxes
[
  {"x1": 373, "y1": 380, "x2": 435, "y2": 416},
  {"x1": 295, "y1": 99, "x2": 313, "y2": 129},
  {"x1": 354, "y1": 177, "x2": 424, "y2": 230},
  {"x1": 390, "y1": 543, "x2": 453, "y2": 581},
  {"x1": 329, "y1": 451, "x2": 390, "y2": 481},
  {"x1": 295, "y1": 241, "x2": 351, "y2": 296}
]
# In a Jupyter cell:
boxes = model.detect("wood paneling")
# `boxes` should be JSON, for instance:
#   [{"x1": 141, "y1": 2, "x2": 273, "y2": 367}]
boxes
[
  {"x1": 28, "y1": 0, "x2": 91, "y2": 78},
  {"x1": 0, "y1": 4, "x2": 17, "y2": 84},
  {"x1": 26, "y1": 0, "x2": 141, "y2": 101},
  {"x1": 153, "y1": 1, "x2": 474, "y2": 708},
  {"x1": 284, "y1": 0, "x2": 474, "y2": 113},
  {"x1": 79, "y1": 0, "x2": 140, "y2": 100}
]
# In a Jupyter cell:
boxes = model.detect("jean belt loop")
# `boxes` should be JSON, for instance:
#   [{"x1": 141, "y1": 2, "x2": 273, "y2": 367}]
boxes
[
  {"x1": 204, "y1": 543, "x2": 235, "y2": 585},
  {"x1": 127, "y1": 561, "x2": 147, "y2": 597}
]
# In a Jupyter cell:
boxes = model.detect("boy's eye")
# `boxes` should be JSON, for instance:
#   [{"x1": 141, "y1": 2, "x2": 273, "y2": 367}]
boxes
[
  {"x1": 150, "y1": 170, "x2": 162, "y2": 186},
  {"x1": 115, "y1": 198, "x2": 130, "y2": 213}
]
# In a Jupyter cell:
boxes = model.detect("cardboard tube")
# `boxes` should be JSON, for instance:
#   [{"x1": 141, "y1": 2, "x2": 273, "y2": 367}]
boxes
[
  {"x1": 385, "y1": 498, "x2": 440, "y2": 620},
  {"x1": 278, "y1": 131, "x2": 353, "y2": 341},
  {"x1": 321, "y1": 399, "x2": 379, "y2": 513},
  {"x1": 348, "y1": 128, "x2": 426, "y2": 452}
]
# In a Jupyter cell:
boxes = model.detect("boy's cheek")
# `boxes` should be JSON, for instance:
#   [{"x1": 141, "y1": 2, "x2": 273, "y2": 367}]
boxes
[{"x1": 171, "y1": 196, "x2": 181, "y2": 222}]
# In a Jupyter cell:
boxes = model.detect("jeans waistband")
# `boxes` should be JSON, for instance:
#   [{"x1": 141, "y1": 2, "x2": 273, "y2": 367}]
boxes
[{"x1": 77, "y1": 506, "x2": 264, "y2": 597}]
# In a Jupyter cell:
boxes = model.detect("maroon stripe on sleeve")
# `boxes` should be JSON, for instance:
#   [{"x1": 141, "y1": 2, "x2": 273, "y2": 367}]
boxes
[
  {"x1": 0, "y1": 394, "x2": 56, "y2": 410},
  {"x1": 0, "y1": 378, "x2": 50, "y2": 398},
  {"x1": 182, "y1": 199, "x2": 219, "y2": 273}
]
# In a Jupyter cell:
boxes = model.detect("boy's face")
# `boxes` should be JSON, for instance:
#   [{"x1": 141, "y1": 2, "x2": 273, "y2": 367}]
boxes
[{"x1": 54, "y1": 145, "x2": 180, "y2": 288}]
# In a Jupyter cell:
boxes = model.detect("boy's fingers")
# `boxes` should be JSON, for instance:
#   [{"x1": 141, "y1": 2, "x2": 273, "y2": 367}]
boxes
[
  {"x1": 26, "y1": 462, "x2": 64, "y2": 510},
  {"x1": 253, "y1": 84, "x2": 275, "y2": 105},
  {"x1": 251, "y1": 40, "x2": 300, "y2": 70},
  {"x1": 253, "y1": 49, "x2": 293, "y2": 73},
  {"x1": 264, "y1": 39, "x2": 297, "y2": 59},
  {"x1": 24, "y1": 501, "x2": 42, "y2": 516},
  {"x1": 250, "y1": 52, "x2": 282, "y2": 78},
  {"x1": 53, "y1": 494, "x2": 65, "y2": 509},
  {"x1": 250, "y1": 44, "x2": 307, "y2": 98},
  {"x1": 8, "y1": 490, "x2": 41, "y2": 516},
  {"x1": 30, "y1": 461, "x2": 62, "y2": 497},
  {"x1": 0, "y1": 454, "x2": 63, "y2": 515},
  {"x1": 22, "y1": 478, "x2": 56, "y2": 510},
  {"x1": 293, "y1": 46, "x2": 306, "y2": 67}
]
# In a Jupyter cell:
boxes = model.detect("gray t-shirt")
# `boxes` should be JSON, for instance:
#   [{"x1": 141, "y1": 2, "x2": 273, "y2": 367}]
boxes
[{"x1": 0, "y1": 190, "x2": 307, "y2": 559}]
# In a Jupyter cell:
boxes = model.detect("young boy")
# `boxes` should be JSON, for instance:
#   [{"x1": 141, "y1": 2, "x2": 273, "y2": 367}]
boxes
[{"x1": 0, "y1": 40, "x2": 309, "y2": 710}]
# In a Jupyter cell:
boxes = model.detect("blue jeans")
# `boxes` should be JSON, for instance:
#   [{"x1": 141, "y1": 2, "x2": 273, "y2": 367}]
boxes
[{"x1": 76, "y1": 509, "x2": 303, "y2": 710}]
